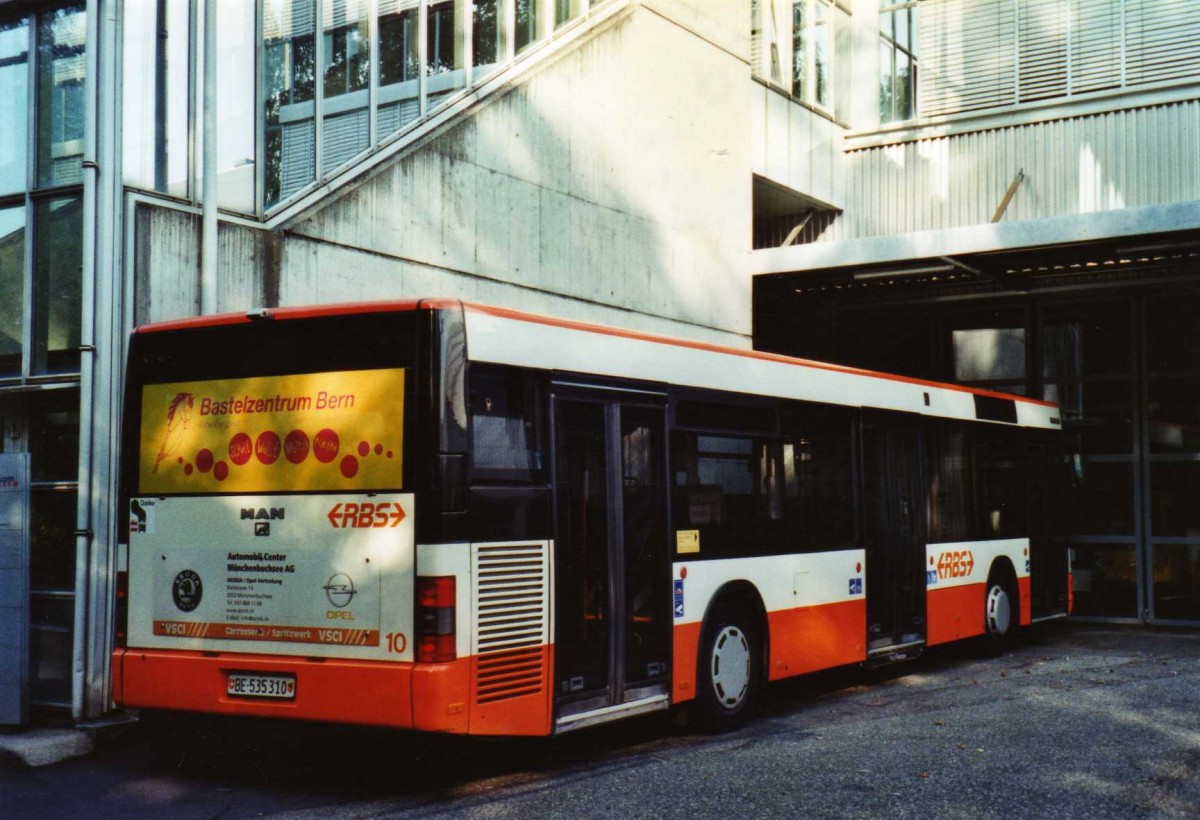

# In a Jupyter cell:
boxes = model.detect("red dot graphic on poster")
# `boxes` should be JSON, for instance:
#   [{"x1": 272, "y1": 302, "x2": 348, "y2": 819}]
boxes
[
  {"x1": 374, "y1": 444, "x2": 383, "y2": 456},
  {"x1": 340, "y1": 455, "x2": 359, "y2": 478},
  {"x1": 214, "y1": 461, "x2": 229, "y2": 481},
  {"x1": 285, "y1": 430, "x2": 310, "y2": 464},
  {"x1": 184, "y1": 464, "x2": 193, "y2": 475},
  {"x1": 228, "y1": 432, "x2": 253, "y2": 466},
  {"x1": 314, "y1": 428, "x2": 340, "y2": 463},
  {"x1": 196, "y1": 449, "x2": 214, "y2": 473},
  {"x1": 256, "y1": 431, "x2": 282, "y2": 465},
  {"x1": 358, "y1": 441, "x2": 369, "y2": 457}
]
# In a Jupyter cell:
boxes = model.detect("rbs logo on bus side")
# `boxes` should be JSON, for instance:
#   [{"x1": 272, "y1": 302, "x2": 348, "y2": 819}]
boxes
[
  {"x1": 326, "y1": 502, "x2": 406, "y2": 528},
  {"x1": 936, "y1": 550, "x2": 975, "y2": 580}
]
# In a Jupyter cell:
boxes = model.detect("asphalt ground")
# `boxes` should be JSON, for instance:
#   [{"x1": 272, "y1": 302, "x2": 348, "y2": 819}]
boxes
[{"x1": 2, "y1": 621, "x2": 1199, "y2": 818}]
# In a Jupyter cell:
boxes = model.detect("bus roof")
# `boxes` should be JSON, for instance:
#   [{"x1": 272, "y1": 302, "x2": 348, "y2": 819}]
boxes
[{"x1": 133, "y1": 299, "x2": 1060, "y2": 430}]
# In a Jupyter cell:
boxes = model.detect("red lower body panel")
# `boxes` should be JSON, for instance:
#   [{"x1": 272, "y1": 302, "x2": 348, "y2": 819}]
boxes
[
  {"x1": 766, "y1": 600, "x2": 866, "y2": 680},
  {"x1": 115, "y1": 645, "x2": 556, "y2": 736},
  {"x1": 114, "y1": 649, "x2": 416, "y2": 727},
  {"x1": 926, "y1": 583, "x2": 985, "y2": 646},
  {"x1": 672, "y1": 623, "x2": 701, "y2": 704}
]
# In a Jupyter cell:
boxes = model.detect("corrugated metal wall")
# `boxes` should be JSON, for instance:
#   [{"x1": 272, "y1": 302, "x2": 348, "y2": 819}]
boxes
[{"x1": 829, "y1": 100, "x2": 1200, "y2": 240}]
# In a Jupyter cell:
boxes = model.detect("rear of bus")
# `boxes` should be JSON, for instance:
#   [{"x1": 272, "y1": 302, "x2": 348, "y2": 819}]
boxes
[{"x1": 113, "y1": 304, "x2": 435, "y2": 728}]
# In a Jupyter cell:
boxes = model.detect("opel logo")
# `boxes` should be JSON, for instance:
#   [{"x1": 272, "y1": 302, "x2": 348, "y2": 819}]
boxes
[{"x1": 324, "y1": 573, "x2": 356, "y2": 608}]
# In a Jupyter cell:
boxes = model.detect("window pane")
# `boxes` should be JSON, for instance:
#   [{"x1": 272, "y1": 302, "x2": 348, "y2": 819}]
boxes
[
  {"x1": 322, "y1": 0, "x2": 371, "y2": 174},
  {"x1": 30, "y1": 599, "x2": 73, "y2": 705},
  {"x1": 426, "y1": 0, "x2": 465, "y2": 110},
  {"x1": 473, "y1": 0, "x2": 505, "y2": 74},
  {"x1": 1044, "y1": 380, "x2": 1133, "y2": 455},
  {"x1": 29, "y1": 388, "x2": 79, "y2": 482},
  {"x1": 813, "y1": 4, "x2": 830, "y2": 107},
  {"x1": 879, "y1": 41, "x2": 893, "y2": 121},
  {"x1": 31, "y1": 488, "x2": 77, "y2": 591},
  {"x1": 0, "y1": 19, "x2": 29, "y2": 195},
  {"x1": 781, "y1": 402, "x2": 856, "y2": 548},
  {"x1": 515, "y1": 0, "x2": 539, "y2": 52},
  {"x1": 1146, "y1": 292, "x2": 1200, "y2": 373},
  {"x1": 36, "y1": 6, "x2": 85, "y2": 189},
  {"x1": 976, "y1": 427, "x2": 1029, "y2": 538},
  {"x1": 792, "y1": 0, "x2": 807, "y2": 97},
  {"x1": 1152, "y1": 543, "x2": 1200, "y2": 621},
  {"x1": 123, "y1": 0, "x2": 190, "y2": 197},
  {"x1": 896, "y1": 48, "x2": 912, "y2": 119},
  {"x1": 1042, "y1": 302, "x2": 1131, "y2": 378},
  {"x1": 32, "y1": 195, "x2": 82, "y2": 375},
  {"x1": 953, "y1": 327, "x2": 1026, "y2": 382},
  {"x1": 929, "y1": 421, "x2": 973, "y2": 542},
  {"x1": 217, "y1": 0, "x2": 257, "y2": 212},
  {"x1": 263, "y1": 0, "x2": 316, "y2": 208},
  {"x1": 1149, "y1": 377, "x2": 1200, "y2": 453},
  {"x1": 1070, "y1": 543, "x2": 1137, "y2": 618},
  {"x1": 0, "y1": 205, "x2": 25, "y2": 377},
  {"x1": 555, "y1": 0, "x2": 585, "y2": 28},
  {"x1": 378, "y1": 0, "x2": 420, "y2": 136},
  {"x1": 1151, "y1": 462, "x2": 1200, "y2": 537},
  {"x1": 469, "y1": 365, "x2": 544, "y2": 482},
  {"x1": 1066, "y1": 461, "x2": 1134, "y2": 535}
]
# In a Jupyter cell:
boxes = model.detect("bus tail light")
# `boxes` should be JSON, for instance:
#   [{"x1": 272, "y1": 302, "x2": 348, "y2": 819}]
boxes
[
  {"x1": 114, "y1": 571, "x2": 128, "y2": 649},
  {"x1": 416, "y1": 576, "x2": 456, "y2": 663}
]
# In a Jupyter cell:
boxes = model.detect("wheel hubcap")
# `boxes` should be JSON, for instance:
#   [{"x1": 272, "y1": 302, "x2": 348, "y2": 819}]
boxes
[
  {"x1": 710, "y1": 625, "x2": 750, "y2": 708},
  {"x1": 986, "y1": 584, "x2": 1011, "y2": 636}
]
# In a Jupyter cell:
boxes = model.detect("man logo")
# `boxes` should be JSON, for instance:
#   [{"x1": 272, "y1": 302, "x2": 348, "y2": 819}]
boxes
[
  {"x1": 324, "y1": 573, "x2": 356, "y2": 608},
  {"x1": 172, "y1": 570, "x2": 203, "y2": 612}
]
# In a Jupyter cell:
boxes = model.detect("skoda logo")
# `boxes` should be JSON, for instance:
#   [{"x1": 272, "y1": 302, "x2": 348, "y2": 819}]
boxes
[
  {"x1": 324, "y1": 573, "x2": 356, "y2": 608},
  {"x1": 172, "y1": 570, "x2": 203, "y2": 612}
]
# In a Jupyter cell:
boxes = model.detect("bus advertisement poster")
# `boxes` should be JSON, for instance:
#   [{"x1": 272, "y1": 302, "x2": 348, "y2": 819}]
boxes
[{"x1": 136, "y1": 368, "x2": 406, "y2": 494}]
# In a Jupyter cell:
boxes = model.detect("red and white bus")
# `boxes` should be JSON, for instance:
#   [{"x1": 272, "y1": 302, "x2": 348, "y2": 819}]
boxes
[{"x1": 112, "y1": 299, "x2": 1070, "y2": 734}]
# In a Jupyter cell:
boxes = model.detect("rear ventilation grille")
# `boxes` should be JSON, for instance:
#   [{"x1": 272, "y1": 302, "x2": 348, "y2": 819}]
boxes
[{"x1": 471, "y1": 541, "x2": 550, "y2": 704}]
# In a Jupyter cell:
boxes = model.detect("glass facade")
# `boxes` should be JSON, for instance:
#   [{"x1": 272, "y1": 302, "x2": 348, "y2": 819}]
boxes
[{"x1": 0, "y1": 2, "x2": 86, "y2": 712}]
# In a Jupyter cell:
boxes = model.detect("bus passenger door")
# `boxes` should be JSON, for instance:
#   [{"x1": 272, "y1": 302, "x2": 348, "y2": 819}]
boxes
[
  {"x1": 552, "y1": 389, "x2": 671, "y2": 728},
  {"x1": 862, "y1": 415, "x2": 928, "y2": 654}
]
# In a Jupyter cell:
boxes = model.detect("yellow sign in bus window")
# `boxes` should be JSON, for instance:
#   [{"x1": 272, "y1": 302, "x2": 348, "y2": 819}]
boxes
[{"x1": 138, "y1": 368, "x2": 405, "y2": 494}]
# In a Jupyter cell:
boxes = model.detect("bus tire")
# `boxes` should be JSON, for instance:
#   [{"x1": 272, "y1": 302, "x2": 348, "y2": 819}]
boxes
[
  {"x1": 981, "y1": 573, "x2": 1015, "y2": 657},
  {"x1": 696, "y1": 604, "x2": 760, "y2": 732}
]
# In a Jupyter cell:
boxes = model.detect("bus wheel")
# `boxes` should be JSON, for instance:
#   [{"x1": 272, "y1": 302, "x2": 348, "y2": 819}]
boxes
[
  {"x1": 696, "y1": 605, "x2": 759, "y2": 732},
  {"x1": 981, "y1": 576, "x2": 1014, "y2": 656}
]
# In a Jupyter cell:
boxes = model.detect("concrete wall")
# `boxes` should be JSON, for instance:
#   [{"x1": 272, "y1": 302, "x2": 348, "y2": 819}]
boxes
[
  {"x1": 285, "y1": 2, "x2": 753, "y2": 345},
  {"x1": 133, "y1": 205, "x2": 274, "y2": 325}
]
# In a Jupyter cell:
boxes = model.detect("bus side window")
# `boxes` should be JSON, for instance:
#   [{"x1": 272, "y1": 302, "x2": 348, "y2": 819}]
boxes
[
  {"x1": 976, "y1": 426, "x2": 1029, "y2": 538},
  {"x1": 780, "y1": 403, "x2": 856, "y2": 551},
  {"x1": 670, "y1": 431, "x2": 782, "y2": 556},
  {"x1": 928, "y1": 420, "x2": 974, "y2": 542},
  {"x1": 468, "y1": 364, "x2": 545, "y2": 483}
]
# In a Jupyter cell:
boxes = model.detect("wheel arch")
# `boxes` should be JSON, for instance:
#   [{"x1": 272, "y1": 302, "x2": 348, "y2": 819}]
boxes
[{"x1": 988, "y1": 556, "x2": 1019, "y2": 599}]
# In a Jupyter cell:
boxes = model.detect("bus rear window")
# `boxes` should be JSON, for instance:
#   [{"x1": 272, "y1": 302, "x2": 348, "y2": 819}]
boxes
[{"x1": 126, "y1": 313, "x2": 414, "y2": 496}]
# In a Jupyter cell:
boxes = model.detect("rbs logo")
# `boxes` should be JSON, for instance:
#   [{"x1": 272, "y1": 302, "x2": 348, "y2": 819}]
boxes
[
  {"x1": 326, "y1": 502, "x2": 406, "y2": 528},
  {"x1": 937, "y1": 550, "x2": 975, "y2": 580}
]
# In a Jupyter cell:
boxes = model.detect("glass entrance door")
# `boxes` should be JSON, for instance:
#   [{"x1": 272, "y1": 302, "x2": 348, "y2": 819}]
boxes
[{"x1": 552, "y1": 390, "x2": 669, "y2": 717}]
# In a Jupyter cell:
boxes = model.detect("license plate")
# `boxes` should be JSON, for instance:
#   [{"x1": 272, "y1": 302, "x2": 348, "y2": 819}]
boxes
[{"x1": 227, "y1": 672, "x2": 296, "y2": 700}]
